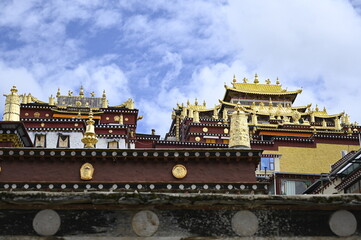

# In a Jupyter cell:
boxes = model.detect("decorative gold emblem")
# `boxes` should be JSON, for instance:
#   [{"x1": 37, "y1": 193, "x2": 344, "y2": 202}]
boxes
[
  {"x1": 40, "y1": 123, "x2": 45, "y2": 127},
  {"x1": 34, "y1": 112, "x2": 40, "y2": 118},
  {"x1": 202, "y1": 127, "x2": 208, "y2": 133},
  {"x1": 75, "y1": 101, "x2": 82, "y2": 107},
  {"x1": 80, "y1": 163, "x2": 94, "y2": 180},
  {"x1": 195, "y1": 136, "x2": 201, "y2": 142},
  {"x1": 25, "y1": 113, "x2": 29, "y2": 116},
  {"x1": 172, "y1": 164, "x2": 187, "y2": 179},
  {"x1": 114, "y1": 116, "x2": 120, "y2": 121},
  {"x1": 109, "y1": 130, "x2": 113, "y2": 133},
  {"x1": 106, "y1": 117, "x2": 109, "y2": 120},
  {"x1": 224, "y1": 128, "x2": 229, "y2": 134},
  {"x1": 45, "y1": 114, "x2": 49, "y2": 117},
  {"x1": 125, "y1": 118, "x2": 129, "y2": 122},
  {"x1": 74, "y1": 123, "x2": 78, "y2": 127}
]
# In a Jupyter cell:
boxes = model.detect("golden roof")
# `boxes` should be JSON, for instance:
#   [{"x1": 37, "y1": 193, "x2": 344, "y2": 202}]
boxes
[{"x1": 227, "y1": 75, "x2": 302, "y2": 95}]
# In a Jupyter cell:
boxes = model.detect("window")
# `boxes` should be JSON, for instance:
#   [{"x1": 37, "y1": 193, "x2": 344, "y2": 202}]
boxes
[
  {"x1": 281, "y1": 180, "x2": 311, "y2": 195},
  {"x1": 108, "y1": 141, "x2": 118, "y2": 149},
  {"x1": 205, "y1": 138, "x2": 216, "y2": 144},
  {"x1": 223, "y1": 139, "x2": 229, "y2": 144},
  {"x1": 259, "y1": 157, "x2": 275, "y2": 171},
  {"x1": 34, "y1": 134, "x2": 46, "y2": 147},
  {"x1": 57, "y1": 135, "x2": 69, "y2": 148}
]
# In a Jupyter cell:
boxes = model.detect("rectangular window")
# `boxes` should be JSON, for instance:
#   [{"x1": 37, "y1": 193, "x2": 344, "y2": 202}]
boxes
[
  {"x1": 108, "y1": 141, "x2": 118, "y2": 149},
  {"x1": 34, "y1": 134, "x2": 46, "y2": 147},
  {"x1": 223, "y1": 139, "x2": 229, "y2": 144},
  {"x1": 205, "y1": 138, "x2": 216, "y2": 144},
  {"x1": 259, "y1": 157, "x2": 275, "y2": 171},
  {"x1": 57, "y1": 135, "x2": 69, "y2": 148}
]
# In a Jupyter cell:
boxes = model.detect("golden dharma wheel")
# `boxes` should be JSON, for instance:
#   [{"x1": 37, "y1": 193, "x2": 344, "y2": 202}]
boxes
[{"x1": 172, "y1": 164, "x2": 187, "y2": 179}]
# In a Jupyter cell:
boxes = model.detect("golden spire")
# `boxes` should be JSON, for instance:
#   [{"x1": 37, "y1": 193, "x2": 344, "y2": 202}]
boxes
[
  {"x1": 315, "y1": 105, "x2": 319, "y2": 111},
  {"x1": 254, "y1": 74, "x2": 259, "y2": 84},
  {"x1": 101, "y1": 90, "x2": 108, "y2": 108},
  {"x1": 56, "y1": 88, "x2": 61, "y2": 98},
  {"x1": 49, "y1": 95, "x2": 55, "y2": 105},
  {"x1": 187, "y1": 99, "x2": 190, "y2": 106},
  {"x1": 323, "y1": 107, "x2": 327, "y2": 113},
  {"x1": 265, "y1": 79, "x2": 271, "y2": 84},
  {"x1": 79, "y1": 86, "x2": 84, "y2": 97},
  {"x1": 203, "y1": 100, "x2": 206, "y2": 107},
  {"x1": 276, "y1": 77, "x2": 280, "y2": 85},
  {"x1": 233, "y1": 74, "x2": 237, "y2": 83},
  {"x1": 3, "y1": 86, "x2": 21, "y2": 121},
  {"x1": 243, "y1": 77, "x2": 248, "y2": 83},
  {"x1": 81, "y1": 109, "x2": 98, "y2": 148},
  {"x1": 195, "y1": 98, "x2": 198, "y2": 105}
]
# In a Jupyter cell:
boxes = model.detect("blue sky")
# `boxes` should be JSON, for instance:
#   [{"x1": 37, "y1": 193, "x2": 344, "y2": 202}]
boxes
[{"x1": 1, "y1": 0, "x2": 361, "y2": 137}]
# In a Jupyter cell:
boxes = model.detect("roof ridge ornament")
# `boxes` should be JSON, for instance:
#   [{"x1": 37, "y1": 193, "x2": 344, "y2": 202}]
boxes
[{"x1": 254, "y1": 74, "x2": 259, "y2": 84}]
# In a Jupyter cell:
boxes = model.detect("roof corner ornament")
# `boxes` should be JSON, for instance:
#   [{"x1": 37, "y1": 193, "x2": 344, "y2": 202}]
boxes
[
  {"x1": 56, "y1": 88, "x2": 61, "y2": 98},
  {"x1": 233, "y1": 74, "x2": 237, "y2": 83},
  {"x1": 276, "y1": 77, "x2": 280, "y2": 85},
  {"x1": 3, "y1": 86, "x2": 21, "y2": 121},
  {"x1": 243, "y1": 77, "x2": 248, "y2": 83},
  {"x1": 229, "y1": 104, "x2": 250, "y2": 149},
  {"x1": 81, "y1": 109, "x2": 98, "y2": 148},
  {"x1": 79, "y1": 86, "x2": 84, "y2": 97}
]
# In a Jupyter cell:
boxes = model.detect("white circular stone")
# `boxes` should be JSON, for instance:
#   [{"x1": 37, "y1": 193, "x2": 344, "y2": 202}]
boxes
[
  {"x1": 149, "y1": 184, "x2": 155, "y2": 190},
  {"x1": 91, "y1": 151, "x2": 97, "y2": 156},
  {"x1": 125, "y1": 184, "x2": 130, "y2": 189},
  {"x1": 11, "y1": 184, "x2": 17, "y2": 189},
  {"x1": 4, "y1": 184, "x2": 9, "y2": 189},
  {"x1": 81, "y1": 151, "x2": 86, "y2": 156},
  {"x1": 132, "y1": 210, "x2": 159, "y2": 237},
  {"x1": 228, "y1": 185, "x2": 233, "y2": 190},
  {"x1": 29, "y1": 151, "x2": 34, "y2": 155},
  {"x1": 9, "y1": 151, "x2": 14, "y2": 155},
  {"x1": 179, "y1": 184, "x2": 184, "y2": 190},
  {"x1": 164, "y1": 152, "x2": 169, "y2": 157},
  {"x1": 86, "y1": 184, "x2": 91, "y2": 189},
  {"x1": 184, "y1": 152, "x2": 189, "y2": 157},
  {"x1": 236, "y1": 152, "x2": 241, "y2": 157},
  {"x1": 40, "y1": 151, "x2": 45, "y2": 156},
  {"x1": 73, "y1": 184, "x2": 78, "y2": 189},
  {"x1": 122, "y1": 152, "x2": 127, "y2": 156},
  {"x1": 167, "y1": 184, "x2": 172, "y2": 189},
  {"x1": 19, "y1": 151, "x2": 24, "y2": 155},
  {"x1": 98, "y1": 184, "x2": 103, "y2": 189},
  {"x1": 216, "y1": 184, "x2": 221, "y2": 190},
  {"x1": 329, "y1": 210, "x2": 357, "y2": 237},
  {"x1": 102, "y1": 151, "x2": 107, "y2": 156},
  {"x1": 203, "y1": 184, "x2": 209, "y2": 190},
  {"x1": 60, "y1": 151, "x2": 66, "y2": 156},
  {"x1": 50, "y1": 151, "x2": 55, "y2": 156},
  {"x1": 240, "y1": 185, "x2": 245, "y2": 190},
  {"x1": 137, "y1": 184, "x2": 142, "y2": 189},
  {"x1": 33, "y1": 209, "x2": 61, "y2": 236},
  {"x1": 49, "y1": 184, "x2": 54, "y2": 189},
  {"x1": 174, "y1": 152, "x2": 179, "y2": 157},
  {"x1": 191, "y1": 184, "x2": 196, "y2": 190},
  {"x1": 143, "y1": 152, "x2": 148, "y2": 157},
  {"x1": 248, "y1": 152, "x2": 253, "y2": 157},
  {"x1": 71, "y1": 151, "x2": 76, "y2": 156},
  {"x1": 133, "y1": 152, "x2": 138, "y2": 157},
  {"x1": 0, "y1": 151, "x2": 3, "y2": 155},
  {"x1": 231, "y1": 210, "x2": 259, "y2": 236},
  {"x1": 112, "y1": 151, "x2": 117, "y2": 156},
  {"x1": 195, "y1": 152, "x2": 200, "y2": 157},
  {"x1": 61, "y1": 184, "x2": 66, "y2": 189},
  {"x1": 112, "y1": 184, "x2": 118, "y2": 190},
  {"x1": 252, "y1": 185, "x2": 257, "y2": 190},
  {"x1": 226, "y1": 152, "x2": 231, "y2": 157},
  {"x1": 153, "y1": 152, "x2": 158, "y2": 157},
  {"x1": 36, "y1": 184, "x2": 41, "y2": 189},
  {"x1": 24, "y1": 184, "x2": 29, "y2": 189}
]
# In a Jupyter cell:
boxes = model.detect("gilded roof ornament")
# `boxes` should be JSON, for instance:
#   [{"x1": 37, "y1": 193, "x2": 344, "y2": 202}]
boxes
[
  {"x1": 233, "y1": 74, "x2": 237, "y2": 83},
  {"x1": 276, "y1": 77, "x2": 280, "y2": 85},
  {"x1": 203, "y1": 100, "x2": 206, "y2": 107},
  {"x1": 3, "y1": 86, "x2": 21, "y2": 121},
  {"x1": 90, "y1": 92, "x2": 95, "y2": 97},
  {"x1": 254, "y1": 74, "x2": 259, "y2": 84},
  {"x1": 68, "y1": 90, "x2": 73, "y2": 96},
  {"x1": 81, "y1": 109, "x2": 98, "y2": 148},
  {"x1": 79, "y1": 86, "x2": 84, "y2": 97},
  {"x1": 195, "y1": 98, "x2": 198, "y2": 105},
  {"x1": 56, "y1": 88, "x2": 61, "y2": 98},
  {"x1": 265, "y1": 79, "x2": 271, "y2": 84},
  {"x1": 102, "y1": 90, "x2": 106, "y2": 98},
  {"x1": 243, "y1": 77, "x2": 248, "y2": 83}
]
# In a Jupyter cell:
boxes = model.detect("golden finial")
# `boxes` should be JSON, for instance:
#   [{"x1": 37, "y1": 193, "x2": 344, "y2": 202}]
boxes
[
  {"x1": 269, "y1": 98, "x2": 273, "y2": 106},
  {"x1": 203, "y1": 100, "x2": 206, "y2": 107},
  {"x1": 276, "y1": 77, "x2": 280, "y2": 85},
  {"x1": 102, "y1": 90, "x2": 106, "y2": 98},
  {"x1": 243, "y1": 77, "x2": 248, "y2": 83},
  {"x1": 254, "y1": 74, "x2": 259, "y2": 84},
  {"x1": 233, "y1": 74, "x2": 237, "y2": 83},
  {"x1": 79, "y1": 86, "x2": 84, "y2": 97},
  {"x1": 77, "y1": 111, "x2": 81, "y2": 119},
  {"x1": 90, "y1": 91, "x2": 95, "y2": 97},
  {"x1": 3, "y1": 86, "x2": 21, "y2": 121},
  {"x1": 81, "y1": 109, "x2": 98, "y2": 148},
  {"x1": 265, "y1": 79, "x2": 271, "y2": 84},
  {"x1": 315, "y1": 105, "x2": 319, "y2": 111},
  {"x1": 195, "y1": 98, "x2": 198, "y2": 105},
  {"x1": 68, "y1": 90, "x2": 73, "y2": 96},
  {"x1": 10, "y1": 86, "x2": 18, "y2": 93},
  {"x1": 187, "y1": 99, "x2": 190, "y2": 106},
  {"x1": 323, "y1": 107, "x2": 327, "y2": 113},
  {"x1": 56, "y1": 88, "x2": 61, "y2": 98}
]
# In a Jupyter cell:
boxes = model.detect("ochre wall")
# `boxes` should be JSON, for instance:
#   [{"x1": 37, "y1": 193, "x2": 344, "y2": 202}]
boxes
[{"x1": 264, "y1": 143, "x2": 360, "y2": 174}]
